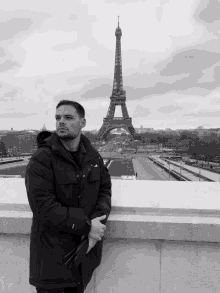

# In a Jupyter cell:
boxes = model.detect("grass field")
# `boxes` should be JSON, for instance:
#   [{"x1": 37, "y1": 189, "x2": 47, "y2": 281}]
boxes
[
  {"x1": 0, "y1": 158, "x2": 135, "y2": 178},
  {"x1": 108, "y1": 159, "x2": 135, "y2": 176}
]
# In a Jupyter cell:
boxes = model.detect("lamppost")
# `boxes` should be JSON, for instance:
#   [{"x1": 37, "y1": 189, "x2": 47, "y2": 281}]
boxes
[
  {"x1": 110, "y1": 145, "x2": 114, "y2": 159},
  {"x1": 13, "y1": 145, "x2": 17, "y2": 157},
  {"x1": 180, "y1": 161, "x2": 182, "y2": 175}
]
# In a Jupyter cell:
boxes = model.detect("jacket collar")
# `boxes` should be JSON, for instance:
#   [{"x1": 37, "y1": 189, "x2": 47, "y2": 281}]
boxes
[{"x1": 50, "y1": 132, "x2": 99, "y2": 164}]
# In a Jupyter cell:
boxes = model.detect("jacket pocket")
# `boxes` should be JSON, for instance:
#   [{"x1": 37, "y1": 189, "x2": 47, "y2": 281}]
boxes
[
  {"x1": 56, "y1": 171, "x2": 77, "y2": 184},
  {"x1": 88, "y1": 166, "x2": 100, "y2": 184},
  {"x1": 55, "y1": 171, "x2": 79, "y2": 206},
  {"x1": 89, "y1": 165, "x2": 100, "y2": 181}
]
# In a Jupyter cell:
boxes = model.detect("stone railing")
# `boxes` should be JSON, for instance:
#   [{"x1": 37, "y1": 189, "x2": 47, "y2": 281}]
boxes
[{"x1": 0, "y1": 179, "x2": 220, "y2": 292}]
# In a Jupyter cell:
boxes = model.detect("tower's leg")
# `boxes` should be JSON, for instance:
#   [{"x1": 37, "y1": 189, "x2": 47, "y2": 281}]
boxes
[
  {"x1": 107, "y1": 102, "x2": 116, "y2": 119},
  {"x1": 127, "y1": 125, "x2": 136, "y2": 137},
  {"x1": 121, "y1": 102, "x2": 129, "y2": 118},
  {"x1": 97, "y1": 122, "x2": 109, "y2": 141}
]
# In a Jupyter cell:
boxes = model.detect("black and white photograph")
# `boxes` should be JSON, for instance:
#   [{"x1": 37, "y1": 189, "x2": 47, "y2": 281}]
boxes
[{"x1": 0, "y1": 0, "x2": 220, "y2": 292}]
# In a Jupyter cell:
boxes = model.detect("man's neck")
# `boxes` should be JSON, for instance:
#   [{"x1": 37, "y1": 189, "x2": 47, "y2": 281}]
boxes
[{"x1": 61, "y1": 133, "x2": 81, "y2": 152}]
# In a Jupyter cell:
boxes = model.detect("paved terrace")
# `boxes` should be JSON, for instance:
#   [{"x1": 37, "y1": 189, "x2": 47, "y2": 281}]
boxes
[
  {"x1": 0, "y1": 179, "x2": 220, "y2": 292},
  {"x1": 132, "y1": 156, "x2": 178, "y2": 181}
]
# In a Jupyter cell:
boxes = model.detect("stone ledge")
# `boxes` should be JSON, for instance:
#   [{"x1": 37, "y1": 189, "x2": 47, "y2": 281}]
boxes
[
  {"x1": 0, "y1": 208, "x2": 220, "y2": 242},
  {"x1": 1, "y1": 180, "x2": 220, "y2": 243},
  {"x1": 1, "y1": 204, "x2": 220, "y2": 217}
]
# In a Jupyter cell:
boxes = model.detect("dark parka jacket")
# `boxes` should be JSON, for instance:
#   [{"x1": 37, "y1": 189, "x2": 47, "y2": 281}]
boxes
[{"x1": 25, "y1": 131, "x2": 112, "y2": 290}]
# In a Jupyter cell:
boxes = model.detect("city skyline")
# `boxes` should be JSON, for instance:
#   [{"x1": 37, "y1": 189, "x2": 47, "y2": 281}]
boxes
[
  {"x1": 1, "y1": 123, "x2": 217, "y2": 132},
  {"x1": 0, "y1": 0, "x2": 220, "y2": 131}
]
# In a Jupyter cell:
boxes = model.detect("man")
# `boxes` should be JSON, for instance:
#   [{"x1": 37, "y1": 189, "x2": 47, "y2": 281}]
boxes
[{"x1": 25, "y1": 100, "x2": 112, "y2": 293}]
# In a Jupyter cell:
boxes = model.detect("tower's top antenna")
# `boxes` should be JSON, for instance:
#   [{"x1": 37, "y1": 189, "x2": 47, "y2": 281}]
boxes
[{"x1": 115, "y1": 15, "x2": 122, "y2": 37}]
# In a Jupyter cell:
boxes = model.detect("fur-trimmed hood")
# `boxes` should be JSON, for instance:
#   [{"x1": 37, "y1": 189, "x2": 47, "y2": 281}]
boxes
[{"x1": 36, "y1": 131, "x2": 54, "y2": 148}]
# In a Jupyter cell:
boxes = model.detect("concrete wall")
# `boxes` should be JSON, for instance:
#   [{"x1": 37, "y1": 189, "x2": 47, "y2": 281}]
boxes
[
  {"x1": 1, "y1": 179, "x2": 220, "y2": 292},
  {"x1": 96, "y1": 238, "x2": 220, "y2": 293},
  {"x1": 1, "y1": 235, "x2": 220, "y2": 293}
]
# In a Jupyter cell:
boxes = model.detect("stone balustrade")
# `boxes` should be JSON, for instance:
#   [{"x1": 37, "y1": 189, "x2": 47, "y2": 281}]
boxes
[{"x1": 0, "y1": 179, "x2": 220, "y2": 292}]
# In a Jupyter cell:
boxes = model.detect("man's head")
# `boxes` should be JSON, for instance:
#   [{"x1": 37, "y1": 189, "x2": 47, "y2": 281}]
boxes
[{"x1": 55, "y1": 100, "x2": 86, "y2": 141}]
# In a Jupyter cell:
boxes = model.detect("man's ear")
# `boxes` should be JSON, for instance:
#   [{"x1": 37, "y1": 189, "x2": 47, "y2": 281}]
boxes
[{"x1": 80, "y1": 118, "x2": 86, "y2": 129}]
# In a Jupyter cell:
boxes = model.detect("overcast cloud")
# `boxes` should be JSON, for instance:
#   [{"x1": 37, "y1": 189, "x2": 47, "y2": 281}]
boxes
[{"x1": 0, "y1": 0, "x2": 220, "y2": 130}]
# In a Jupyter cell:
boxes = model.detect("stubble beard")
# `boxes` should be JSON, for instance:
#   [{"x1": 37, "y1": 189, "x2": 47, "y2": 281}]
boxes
[{"x1": 57, "y1": 130, "x2": 80, "y2": 142}]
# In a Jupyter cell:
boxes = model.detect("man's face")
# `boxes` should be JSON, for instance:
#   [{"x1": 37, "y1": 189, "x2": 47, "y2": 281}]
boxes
[{"x1": 55, "y1": 105, "x2": 86, "y2": 140}]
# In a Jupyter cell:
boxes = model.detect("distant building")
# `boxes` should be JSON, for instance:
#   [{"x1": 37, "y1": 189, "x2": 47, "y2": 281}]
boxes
[
  {"x1": 86, "y1": 130, "x2": 98, "y2": 134},
  {"x1": 41, "y1": 124, "x2": 47, "y2": 131},
  {"x1": 135, "y1": 127, "x2": 154, "y2": 133},
  {"x1": 194, "y1": 127, "x2": 208, "y2": 136},
  {"x1": 0, "y1": 141, "x2": 6, "y2": 157}
]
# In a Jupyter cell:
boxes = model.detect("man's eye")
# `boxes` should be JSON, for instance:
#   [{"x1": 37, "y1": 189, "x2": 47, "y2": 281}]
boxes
[{"x1": 56, "y1": 117, "x2": 73, "y2": 120}]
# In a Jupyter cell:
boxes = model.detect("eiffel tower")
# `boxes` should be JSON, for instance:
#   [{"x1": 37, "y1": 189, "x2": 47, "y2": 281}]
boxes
[{"x1": 97, "y1": 17, "x2": 135, "y2": 141}]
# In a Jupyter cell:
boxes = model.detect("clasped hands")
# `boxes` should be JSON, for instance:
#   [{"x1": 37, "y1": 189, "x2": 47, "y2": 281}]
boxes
[{"x1": 85, "y1": 215, "x2": 106, "y2": 254}]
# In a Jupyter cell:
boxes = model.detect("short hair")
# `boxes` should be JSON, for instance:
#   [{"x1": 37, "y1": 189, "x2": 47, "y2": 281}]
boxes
[{"x1": 56, "y1": 100, "x2": 85, "y2": 119}]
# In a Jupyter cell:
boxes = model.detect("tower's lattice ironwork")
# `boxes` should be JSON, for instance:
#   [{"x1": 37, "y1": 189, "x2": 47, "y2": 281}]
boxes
[{"x1": 97, "y1": 17, "x2": 135, "y2": 141}]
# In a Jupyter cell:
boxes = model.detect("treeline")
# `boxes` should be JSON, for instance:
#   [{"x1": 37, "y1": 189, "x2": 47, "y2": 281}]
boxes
[
  {"x1": 74, "y1": 130, "x2": 220, "y2": 161},
  {"x1": 0, "y1": 130, "x2": 117, "y2": 156},
  {"x1": 133, "y1": 131, "x2": 220, "y2": 161},
  {"x1": 83, "y1": 131, "x2": 117, "y2": 142},
  {"x1": 0, "y1": 133, "x2": 37, "y2": 156},
  {"x1": 0, "y1": 129, "x2": 219, "y2": 161}
]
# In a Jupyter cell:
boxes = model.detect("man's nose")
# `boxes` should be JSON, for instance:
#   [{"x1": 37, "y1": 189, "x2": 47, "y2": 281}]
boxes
[{"x1": 59, "y1": 117, "x2": 65, "y2": 124}]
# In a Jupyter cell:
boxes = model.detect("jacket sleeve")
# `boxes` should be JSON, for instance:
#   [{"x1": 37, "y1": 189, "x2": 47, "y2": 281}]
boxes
[
  {"x1": 25, "y1": 148, "x2": 91, "y2": 235},
  {"x1": 90, "y1": 156, "x2": 112, "y2": 225}
]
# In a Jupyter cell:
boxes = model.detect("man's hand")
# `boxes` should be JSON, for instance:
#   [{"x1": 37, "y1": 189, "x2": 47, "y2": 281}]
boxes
[
  {"x1": 89, "y1": 215, "x2": 106, "y2": 241},
  {"x1": 86, "y1": 237, "x2": 98, "y2": 254}
]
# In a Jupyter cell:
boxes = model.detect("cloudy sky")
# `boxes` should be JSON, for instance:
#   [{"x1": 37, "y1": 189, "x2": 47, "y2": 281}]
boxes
[{"x1": 0, "y1": 0, "x2": 220, "y2": 131}]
